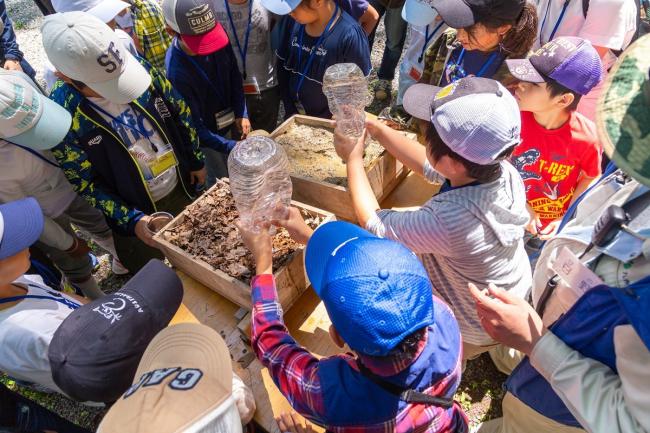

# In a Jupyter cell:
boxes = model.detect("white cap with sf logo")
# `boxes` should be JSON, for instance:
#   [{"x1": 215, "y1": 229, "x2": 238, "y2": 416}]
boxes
[{"x1": 41, "y1": 11, "x2": 152, "y2": 104}]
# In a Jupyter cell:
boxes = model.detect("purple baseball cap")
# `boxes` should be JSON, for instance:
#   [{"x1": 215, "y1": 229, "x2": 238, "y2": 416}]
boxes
[{"x1": 506, "y1": 37, "x2": 604, "y2": 96}]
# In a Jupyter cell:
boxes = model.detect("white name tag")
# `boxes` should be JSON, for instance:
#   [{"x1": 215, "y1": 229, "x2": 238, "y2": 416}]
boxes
[{"x1": 551, "y1": 246, "x2": 604, "y2": 298}]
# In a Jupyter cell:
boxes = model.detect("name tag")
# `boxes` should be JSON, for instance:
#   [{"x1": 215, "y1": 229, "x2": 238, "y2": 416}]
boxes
[
  {"x1": 243, "y1": 77, "x2": 261, "y2": 95},
  {"x1": 149, "y1": 150, "x2": 178, "y2": 178},
  {"x1": 215, "y1": 109, "x2": 235, "y2": 130},
  {"x1": 551, "y1": 246, "x2": 604, "y2": 298}
]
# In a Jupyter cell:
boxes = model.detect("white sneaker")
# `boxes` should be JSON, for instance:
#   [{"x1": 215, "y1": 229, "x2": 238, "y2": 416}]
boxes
[{"x1": 111, "y1": 258, "x2": 130, "y2": 275}]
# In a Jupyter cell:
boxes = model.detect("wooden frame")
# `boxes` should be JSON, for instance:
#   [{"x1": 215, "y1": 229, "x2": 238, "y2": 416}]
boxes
[
  {"x1": 152, "y1": 189, "x2": 334, "y2": 312},
  {"x1": 271, "y1": 115, "x2": 410, "y2": 221}
]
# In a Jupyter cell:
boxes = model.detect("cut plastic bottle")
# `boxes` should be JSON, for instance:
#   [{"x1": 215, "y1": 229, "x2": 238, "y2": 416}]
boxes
[
  {"x1": 322, "y1": 63, "x2": 371, "y2": 139},
  {"x1": 228, "y1": 136, "x2": 293, "y2": 232}
]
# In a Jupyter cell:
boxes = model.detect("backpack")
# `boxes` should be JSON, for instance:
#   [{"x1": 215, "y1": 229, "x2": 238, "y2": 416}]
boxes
[{"x1": 581, "y1": 0, "x2": 645, "y2": 54}]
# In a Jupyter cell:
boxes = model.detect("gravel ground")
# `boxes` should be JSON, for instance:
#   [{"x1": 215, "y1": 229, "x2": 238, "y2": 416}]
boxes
[{"x1": 5, "y1": 2, "x2": 505, "y2": 431}]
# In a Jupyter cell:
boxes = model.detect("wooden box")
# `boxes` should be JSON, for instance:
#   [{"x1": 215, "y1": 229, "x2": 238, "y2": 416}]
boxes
[
  {"x1": 271, "y1": 114, "x2": 410, "y2": 221},
  {"x1": 152, "y1": 190, "x2": 334, "y2": 312}
]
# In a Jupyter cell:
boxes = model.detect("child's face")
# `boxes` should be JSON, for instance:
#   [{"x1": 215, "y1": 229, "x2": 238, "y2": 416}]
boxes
[
  {"x1": 456, "y1": 23, "x2": 511, "y2": 52},
  {"x1": 514, "y1": 81, "x2": 561, "y2": 113},
  {"x1": 290, "y1": 0, "x2": 320, "y2": 24}
]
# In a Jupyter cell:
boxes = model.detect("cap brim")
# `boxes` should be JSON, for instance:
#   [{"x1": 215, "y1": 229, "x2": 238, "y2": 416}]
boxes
[
  {"x1": 505, "y1": 59, "x2": 546, "y2": 84},
  {"x1": 9, "y1": 96, "x2": 72, "y2": 150},
  {"x1": 0, "y1": 197, "x2": 44, "y2": 260},
  {"x1": 87, "y1": 0, "x2": 130, "y2": 23},
  {"x1": 305, "y1": 221, "x2": 374, "y2": 295},
  {"x1": 260, "y1": 0, "x2": 298, "y2": 15},
  {"x1": 596, "y1": 36, "x2": 650, "y2": 187},
  {"x1": 430, "y1": 0, "x2": 474, "y2": 28},
  {"x1": 403, "y1": 83, "x2": 440, "y2": 121},
  {"x1": 180, "y1": 23, "x2": 229, "y2": 56},
  {"x1": 87, "y1": 51, "x2": 151, "y2": 104},
  {"x1": 401, "y1": 0, "x2": 439, "y2": 27}
]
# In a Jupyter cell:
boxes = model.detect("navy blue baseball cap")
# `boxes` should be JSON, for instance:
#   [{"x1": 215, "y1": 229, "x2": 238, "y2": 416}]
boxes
[
  {"x1": 305, "y1": 222, "x2": 434, "y2": 356},
  {"x1": 0, "y1": 197, "x2": 44, "y2": 260},
  {"x1": 260, "y1": 0, "x2": 301, "y2": 14}
]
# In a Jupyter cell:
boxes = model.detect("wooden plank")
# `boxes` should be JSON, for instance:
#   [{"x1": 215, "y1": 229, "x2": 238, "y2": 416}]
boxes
[
  {"x1": 380, "y1": 170, "x2": 440, "y2": 209},
  {"x1": 152, "y1": 188, "x2": 334, "y2": 312}
]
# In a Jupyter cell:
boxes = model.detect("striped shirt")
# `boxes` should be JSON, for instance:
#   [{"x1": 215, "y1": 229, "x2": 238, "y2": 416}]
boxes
[{"x1": 367, "y1": 161, "x2": 532, "y2": 345}]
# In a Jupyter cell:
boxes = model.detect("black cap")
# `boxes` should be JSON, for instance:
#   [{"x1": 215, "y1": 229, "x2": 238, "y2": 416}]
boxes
[
  {"x1": 430, "y1": 0, "x2": 525, "y2": 28},
  {"x1": 48, "y1": 260, "x2": 183, "y2": 403}
]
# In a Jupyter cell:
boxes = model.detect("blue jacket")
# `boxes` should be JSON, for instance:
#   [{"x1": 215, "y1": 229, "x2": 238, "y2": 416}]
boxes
[
  {"x1": 50, "y1": 58, "x2": 204, "y2": 236},
  {"x1": 165, "y1": 38, "x2": 247, "y2": 154},
  {"x1": 0, "y1": 0, "x2": 35, "y2": 78},
  {"x1": 507, "y1": 275, "x2": 650, "y2": 427}
]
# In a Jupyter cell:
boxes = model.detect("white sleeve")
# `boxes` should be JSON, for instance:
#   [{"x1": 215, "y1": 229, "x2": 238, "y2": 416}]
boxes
[
  {"x1": 578, "y1": 0, "x2": 637, "y2": 50},
  {"x1": 232, "y1": 372, "x2": 256, "y2": 425},
  {"x1": 366, "y1": 205, "x2": 452, "y2": 255},
  {"x1": 529, "y1": 328, "x2": 650, "y2": 433}
]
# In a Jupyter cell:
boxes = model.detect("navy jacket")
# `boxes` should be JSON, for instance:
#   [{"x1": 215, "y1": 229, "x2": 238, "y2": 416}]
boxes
[
  {"x1": 0, "y1": 0, "x2": 35, "y2": 78},
  {"x1": 165, "y1": 39, "x2": 248, "y2": 154}
]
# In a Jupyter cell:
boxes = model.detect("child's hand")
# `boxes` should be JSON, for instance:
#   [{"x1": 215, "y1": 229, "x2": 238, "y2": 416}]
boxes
[
  {"x1": 526, "y1": 205, "x2": 541, "y2": 235},
  {"x1": 235, "y1": 220, "x2": 273, "y2": 275},
  {"x1": 276, "y1": 412, "x2": 317, "y2": 433},
  {"x1": 333, "y1": 128, "x2": 366, "y2": 163},
  {"x1": 236, "y1": 118, "x2": 251, "y2": 139},
  {"x1": 365, "y1": 117, "x2": 384, "y2": 139},
  {"x1": 272, "y1": 206, "x2": 314, "y2": 244},
  {"x1": 538, "y1": 218, "x2": 561, "y2": 240}
]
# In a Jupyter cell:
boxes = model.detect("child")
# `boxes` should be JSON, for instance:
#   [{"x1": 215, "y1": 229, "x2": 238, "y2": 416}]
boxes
[
  {"x1": 214, "y1": 0, "x2": 281, "y2": 133},
  {"x1": 238, "y1": 217, "x2": 468, "y2": 432},
  {"x1": 0, "y1": 70, "x2": 124, "y2": 295},
  {"x1": 163, "y1": 0, "x2": 249, "y2": 184},
  {"x1": 263, "y1": 0, "x2": 371, "y2": 119},
  {"x1": 119, "y1": 0, "x2": 173, "y2": 72},
  {"x1": 44, "y1": 12, "x2": 206, "y2": 273},
  {"x1": 506, "y1": 37, "x2": 603, "y2": 240},
  {"x1": 382, "y1": 0, "x2": 447, "y2": 127},
  {"x1": 334, "y1": 76, "x2": 532, "y2": 361}
]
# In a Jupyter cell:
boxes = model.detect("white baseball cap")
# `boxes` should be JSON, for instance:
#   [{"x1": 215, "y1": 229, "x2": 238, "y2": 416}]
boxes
[
  {"x1": 52, "y1": 0, "x2": 130, "y2": 23},
  {"x1": 41, "y1": 12, "x2": 151, "y2": 104},
  {"x1": 404, "y1": 77, "x2": 521, "y2": 165},
  {"x1": 401, "y1": 0, "x2": 440, "y2": 26},
  {"x1": 0, "y1": 69, "x2": 72, "y2": 149}
]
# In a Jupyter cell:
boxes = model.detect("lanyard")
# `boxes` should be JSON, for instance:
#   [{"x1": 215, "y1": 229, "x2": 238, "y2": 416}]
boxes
[
  {"x1": 174, "y1": 39, "x2": 225, "y2": 102},
  {"x1": 224, "y1": 0, "x2": 253, "y2": 80},
  {"x1": 418, "y1": 21, "x2": 445, "y2": 64},
  {"x1": 294, "y1": 3, "x2": 339, "y2": 100},
  {"x1": 9, "y1": 142, "x2": 60, "y2": 169},
  {"x1": 0, "y1": 287, "x2": 81, "y2": 310},
  {"x1": 539, "y1": 0, "x2": 570, "y2": 45},
  {"x1": 86, "y1": 100, "x2": 159, "y2": 152},
  {"x1": 446, "y1": 48, "x2": 498, "y2": 83}
]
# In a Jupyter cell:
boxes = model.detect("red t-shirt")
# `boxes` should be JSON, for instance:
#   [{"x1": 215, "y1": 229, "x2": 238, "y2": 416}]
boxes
[{"x1": 511, "y1": 111, "x2": 602, "y2": 228}]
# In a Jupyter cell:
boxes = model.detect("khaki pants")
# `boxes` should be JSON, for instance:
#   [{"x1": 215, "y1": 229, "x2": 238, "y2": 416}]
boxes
[
  {"x1": 462, "y1": 341, "x2": 499, "y2": 371},
  {"x1": 488, "y1": 344, "x2": 525, "y2": 375},
  {"x1": 476, "y1": 393, "x2": 586, "y2": 433}
]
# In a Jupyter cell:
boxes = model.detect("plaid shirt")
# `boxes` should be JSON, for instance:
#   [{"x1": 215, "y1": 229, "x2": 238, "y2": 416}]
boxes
[
  {"x1": 251, "y1": 274, "x2": 468, "y2": 433},
  {"x1": 129, "y1": 0, "x2": 172, "y2": 72}
]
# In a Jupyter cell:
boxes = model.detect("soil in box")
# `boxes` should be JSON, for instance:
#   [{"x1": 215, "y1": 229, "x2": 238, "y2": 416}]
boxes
[
  {"x1": 274, "y1": 123, "x2": 383, "y2": 186},
  {"x1": 161, "y1": 179, "x2": 324, "y2": 283}
]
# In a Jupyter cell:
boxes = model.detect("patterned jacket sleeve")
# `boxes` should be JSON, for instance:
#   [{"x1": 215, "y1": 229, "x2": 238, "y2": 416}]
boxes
[
  {"x1": 148, "y1": 61, "x2": 205, "y2": 171},
  {"x1": 50, "y1": 139, "x2": 144, "y2": 235},
  {"x1": 250, "y1": 274, "x2": 328, "y2": 425}
]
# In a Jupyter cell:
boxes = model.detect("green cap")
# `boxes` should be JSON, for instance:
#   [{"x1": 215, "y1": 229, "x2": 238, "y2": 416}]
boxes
[{"x1": 597, "y1": 34, "x2": 650, "y2": 187}]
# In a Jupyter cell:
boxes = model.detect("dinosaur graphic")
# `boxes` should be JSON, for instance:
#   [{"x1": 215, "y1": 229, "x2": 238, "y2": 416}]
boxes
[{"x1": 512, "y1": 149, "x2": 541, "y2": 181}]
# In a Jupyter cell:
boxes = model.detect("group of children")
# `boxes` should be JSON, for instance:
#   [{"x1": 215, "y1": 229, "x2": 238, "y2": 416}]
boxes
[{"x1": 0, "y1": 0, "x2": 648, "y2": 431}]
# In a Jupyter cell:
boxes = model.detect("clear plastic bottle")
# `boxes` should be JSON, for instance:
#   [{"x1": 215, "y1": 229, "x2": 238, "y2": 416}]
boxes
[
  {"x1": 228, "y1": 136, "x2": 293, "y2": 232},
  {"x1": 322, "y1": 63, "x2": 371, "y2": 138}
]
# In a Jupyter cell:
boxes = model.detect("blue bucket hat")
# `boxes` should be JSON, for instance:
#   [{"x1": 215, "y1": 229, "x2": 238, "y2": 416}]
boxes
[
  {"x1": 305, "y1": 221, "x2": 435, "y2": 356},
  {"x1": 0, "y1": 197, "x2": 44, "y2": 260},
  {"x1": 260, "y1": 0, "x2": 301, "y2": 14}
]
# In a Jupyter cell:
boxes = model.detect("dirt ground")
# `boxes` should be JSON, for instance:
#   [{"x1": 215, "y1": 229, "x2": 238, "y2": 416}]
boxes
[{"x1": 275, "y1": 124, "x2": 384, "y2": 186}]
